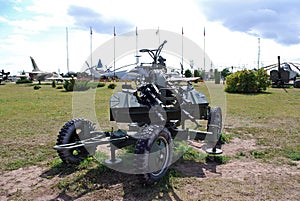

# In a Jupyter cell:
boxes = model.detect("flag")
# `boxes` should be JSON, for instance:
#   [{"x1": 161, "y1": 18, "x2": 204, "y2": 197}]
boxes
[
  {"x1": 182, "y1": 27, "x2": 184, "y2": 35},
  {"x1": 156, "y1": 26, "x2": 159, "y2": 35},
  {"x1": 90, "y1": 27, "x2": 92, "y2": 35},
  {"x1": 114, "y1": 26, "x2": 116, "y2": 36},
  {"x1": 136, "y1": 26, "x2": 138, "y2": 36},
  {"x1": 204, "y1": 27, "x2": 205, "y2": 37}
]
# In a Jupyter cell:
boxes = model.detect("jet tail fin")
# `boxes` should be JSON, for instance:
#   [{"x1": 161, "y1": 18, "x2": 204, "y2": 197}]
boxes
[
  {"x1": 30, "y1": 56, "x2": 40, "y2": 71},
  {"x1": 97, "y1": 59, "x2": 103, "y2": 68}
]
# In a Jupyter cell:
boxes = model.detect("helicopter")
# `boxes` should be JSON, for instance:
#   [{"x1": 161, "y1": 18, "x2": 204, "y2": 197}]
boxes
[{"x1": 262, "y1": 56, "x2": 300, "y2": 87}]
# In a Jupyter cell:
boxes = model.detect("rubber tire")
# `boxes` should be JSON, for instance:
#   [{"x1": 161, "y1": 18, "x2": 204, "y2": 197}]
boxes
[
  {"x1": 56, "y1": 118, "x2": 96, "y2": 164},
  {"x1": 134, "y1": 125, "x2": 173, "y2": 185},
  {"x1": 207, "y1": 107, "x2": 222, "y2": 149},
  {"x1": 294, "y1": 80, "x2": 300, "y2": 88}
]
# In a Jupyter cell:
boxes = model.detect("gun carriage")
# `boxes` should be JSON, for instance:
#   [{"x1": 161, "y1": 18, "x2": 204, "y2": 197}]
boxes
[{"x1": 54, "y1": 40, "x2": 223, "y2": 185}]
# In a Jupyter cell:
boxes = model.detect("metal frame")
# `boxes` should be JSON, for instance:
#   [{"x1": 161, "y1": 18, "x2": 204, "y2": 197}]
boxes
[{"x1": 54, "y1": 40, "x2": 223, "y2": 168}]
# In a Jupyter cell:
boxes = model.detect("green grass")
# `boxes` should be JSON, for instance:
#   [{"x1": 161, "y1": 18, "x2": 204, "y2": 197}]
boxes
[
  {"x1": 1, "y1": 82, "x2": 299, "y2": 200},
  {"x1": 0, "y1": 83, "x2": 73, "y2": 171},
  {"x1": 285, "y1": 151, "x2": 300, "y2": 161},
  {"x1": 224, "y1": 87, "x2": 300, "y2": 163},
  {"x1": 206, "y1": 154, "x2": 230, "y2": 164},
  {"x1": 1, "y1": 82, "x2": 299, "y2": 171},
  {"x1": 174, "y1": 141, "x2": 207, "y2": 162}
]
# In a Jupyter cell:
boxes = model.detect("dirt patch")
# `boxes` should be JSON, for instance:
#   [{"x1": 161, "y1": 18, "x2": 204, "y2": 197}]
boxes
[
  {"x1": 173, "y1": 159, "x2": 300, "y2": 200},
  {"x1": 177, "y1": 138, "x2": 298, "y2": 180},
  {"x1": 0, "y1": 165, "x2": 59, "y2": 200},
  {"x1": 1, "y1": 138, "x2": 299, "y2": 200},
  {"x1": 172, "y1": 138, "x2": 300, "y2": 200},
  {"x1": 189, "y1": 137, "x2": 259, "y2": 157},
  {"x1": 222, "y1": 137, "x2": 258, "y2": 156},
  {"x1": 218, "y1": 160, "x2": 299, "y2": 180}
]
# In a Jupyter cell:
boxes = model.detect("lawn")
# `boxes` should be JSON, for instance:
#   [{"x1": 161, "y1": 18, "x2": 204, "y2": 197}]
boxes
[{"x1": 0, "y1": 82, "x2": 299, "y2": 200}]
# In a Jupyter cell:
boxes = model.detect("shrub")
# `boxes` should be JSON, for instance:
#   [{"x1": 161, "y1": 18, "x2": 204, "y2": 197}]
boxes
[
  {"x1": 33, "y1": 85, "x2": 41, "y2": 90},
  {"x1": 63, "y1": 79, "x2": 75, "y2": 91},
  {"x1": 194, "y1": 70, "x2": 201, "y2": 78},
  {"x1": 97, "y1": 82, "x2": 105, "y2": 88},
  {"x1": 74, "y1": 81, "x2": 90, "y2": 91},
  {"x1": 225, "y1": 69, "x2": 270, "y2": 93},
  {"x1": 108, "y1": 83, "x2": 116, "y2": 89},
  {"x1": 88, "y1": 82, "x2": 98, "y2": 89},
  {"x1": 64, "y1": 78, "x2": 101, "y2": 91},
  {"x1": 193, "y1": 70, "x2": 203, "y2": 83},
  {"x1": 51, "y1": 81, "x2": 56, "y2": 88},
  {"x1": 256, "y1": 68, "x2": 271, "y2": 91},
  {"x1": 63, "y1": 77, "x2": 90, "y2": 92},
  {"x1": 16, "y1": 79, "x2": 33, "y2": 84},
  {"x1": 184, "y1": 69, "x2": 192, "y2": 78}
]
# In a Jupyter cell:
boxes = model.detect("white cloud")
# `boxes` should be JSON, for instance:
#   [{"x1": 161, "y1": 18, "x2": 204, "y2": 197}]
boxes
[
  {"x1": 0, "y1": 16, "x2": 8, "y2": 23},
  {"x1": 12, "y1": 6, "x2": 22, "y2": 12}
]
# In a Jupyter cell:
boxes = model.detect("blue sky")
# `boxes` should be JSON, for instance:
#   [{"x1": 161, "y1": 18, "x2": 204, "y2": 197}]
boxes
[{"x1": 1, "y1": 0, "x2": 300, "y2": 75}]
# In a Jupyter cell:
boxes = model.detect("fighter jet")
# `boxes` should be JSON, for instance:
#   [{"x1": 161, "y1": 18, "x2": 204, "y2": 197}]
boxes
[
  {"x1": 28, "y1": 56, "x2": 54, "y2": 83},
  {"x1": 84, "y1": 59, "x2": 132, "y2": 80}
]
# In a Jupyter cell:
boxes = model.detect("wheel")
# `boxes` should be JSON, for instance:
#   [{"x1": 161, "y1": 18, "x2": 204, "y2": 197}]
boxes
[
  {"x1": 134, "y1": 125, "x2": 173, "y2": 185},
  {"x1": 206, "y1": 107, "x2": 222, "y2": 153},
  {"x1": 56, "y1": 118, "x2": 96, "y2": 164},
  {"x1": 294, "y1": 80, "x2": 300, "y2": 88}
]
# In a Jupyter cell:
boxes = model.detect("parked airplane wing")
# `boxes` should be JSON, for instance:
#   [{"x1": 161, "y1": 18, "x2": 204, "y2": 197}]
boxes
[{"x1": 168, "y1": 77, "x2": 201, "y2": 82}]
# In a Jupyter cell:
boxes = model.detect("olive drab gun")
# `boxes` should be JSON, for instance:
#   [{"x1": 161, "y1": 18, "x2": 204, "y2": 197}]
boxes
[{"x1": 54, "y1": 40, "x2": 223, "y2": 185}]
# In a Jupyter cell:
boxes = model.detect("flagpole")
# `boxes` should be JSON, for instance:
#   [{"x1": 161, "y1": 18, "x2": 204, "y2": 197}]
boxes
[
  {"x1": 258, "y1": 37, "x2": 260, "y2": 69},
  {"x1": 90, "y1": 26, "x2": 93, "y2": 78},
  {"x1": 182, "y1": 27, "x2": 184, "y2": 75},
  {"x1": 66, "y1": 27, "x2": 69, "y2": 73},
  {"x1": 113, "y1": 26, "x2": 116, "y2": 80},
  {"x1": 156, "y1": 26, "x2": 160, "y2": 45},
  {"x1": 203, "y1": 26, "x2": 206, "y2": 80},
  {"x1": 135, "y1": 26, "x2": 139, "y2": 64},
  {"x1": 158, "y1": 27, "x2": 160, "y2": 45}
]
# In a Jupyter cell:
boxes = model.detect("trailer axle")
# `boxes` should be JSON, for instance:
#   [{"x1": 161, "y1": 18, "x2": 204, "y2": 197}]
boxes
[{"x1": 53, "y1": 132, "x2": 129, "y2": 151}]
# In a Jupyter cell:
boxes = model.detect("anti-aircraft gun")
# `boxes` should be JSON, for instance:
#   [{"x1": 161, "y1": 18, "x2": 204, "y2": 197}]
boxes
[{"x1": 54, "y1": 40, "x2": 223, "y2": 185}]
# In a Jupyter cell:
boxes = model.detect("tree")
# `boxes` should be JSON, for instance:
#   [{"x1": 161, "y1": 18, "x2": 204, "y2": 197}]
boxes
[
  {"x1": 221, "y1": 68, "x2": 232, "y2": 80},
  {"x1": 184, "y1": 69, "x2": 192, "y2": 78},
  {"x1": 194, "y1": 70, "x2": 201, "y2": 78}
]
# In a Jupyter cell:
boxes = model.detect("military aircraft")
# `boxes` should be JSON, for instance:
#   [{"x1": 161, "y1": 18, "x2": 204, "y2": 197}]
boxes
[
  {"x1": 262, "y1": 56, "x2": 300, "y2": 86},
  {"x1": 28, "y1": 56, "x2": 54, "y2": 83},
  {"x1": 84, "y1": 59, "x2": 133, "y2": 80},
  {"x1": 85, "y1": 57, "x2": 187, "y2": 81},
  {"x1": 28, "y1": 56, "x2": 77, "y2": 83},
  {"x1": 46, "y1": 74, "x2": 76, "y2": 82}
]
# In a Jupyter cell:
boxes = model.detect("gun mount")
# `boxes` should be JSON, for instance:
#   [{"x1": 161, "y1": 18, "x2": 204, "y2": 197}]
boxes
[{"x1": 54, "y1": 40, "x2": 223, "y2": 185}]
